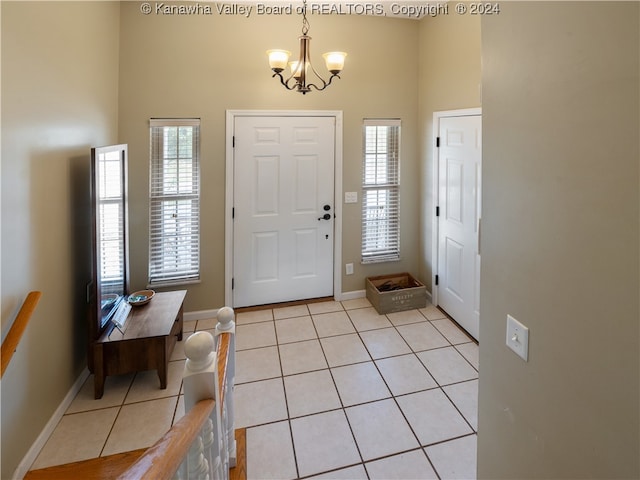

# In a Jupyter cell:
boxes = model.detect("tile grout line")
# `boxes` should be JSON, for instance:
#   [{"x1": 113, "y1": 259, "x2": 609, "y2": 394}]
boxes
[
  {"x1": 97, "y1": 372, "x2": 135, "y2": 458},
  {"x1": 381, "y1": 309, "x2": 456, "y2": 480},
  {"x1": 221, "y1": 300, "x2": 478, "y2": 479},
  {"x1": 345, "y1": 312, "x2": 437, "y2": 480},
  {"x1": 315, "y1": 309, "x2": 368, "y2": 477},
  {"x1": 272, "y1": 307, "x2": 304, "y2": 480}
]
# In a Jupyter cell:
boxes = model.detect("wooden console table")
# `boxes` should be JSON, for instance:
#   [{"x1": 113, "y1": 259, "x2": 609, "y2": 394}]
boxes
[{"x1": 93, "y1": 290, "x2": 186, "y2": 399}]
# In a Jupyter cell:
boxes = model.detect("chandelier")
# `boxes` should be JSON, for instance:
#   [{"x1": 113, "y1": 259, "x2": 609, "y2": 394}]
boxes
[{"x1": 267, "y1": 0, "x2": 346, "y2": 94}]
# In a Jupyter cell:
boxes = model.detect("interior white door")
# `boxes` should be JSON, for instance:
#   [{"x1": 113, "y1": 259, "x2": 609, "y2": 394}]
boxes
[
  {"x1": 233, "y1": 116, "x2": 335, "y2": 307},
  {"x1": 437, "y1": 114, "x2": 482, "y2": 340}
]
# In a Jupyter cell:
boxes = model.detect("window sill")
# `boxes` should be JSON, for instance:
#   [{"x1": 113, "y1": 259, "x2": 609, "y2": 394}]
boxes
[
  {"x1": 147, "y1": 279, "x2": 201, "y2": 289},
  {"x1": 361, "y1": 257, "x2": 401, "y2": 265}
]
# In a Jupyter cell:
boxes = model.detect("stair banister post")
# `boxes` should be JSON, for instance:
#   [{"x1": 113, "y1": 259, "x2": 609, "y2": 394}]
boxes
[
  {"x1": 215, "y1": 306, "x2": 236, "y2": 469},
  {"x1": 183, "y1": 331, "x2": 222, "y2": 479}
]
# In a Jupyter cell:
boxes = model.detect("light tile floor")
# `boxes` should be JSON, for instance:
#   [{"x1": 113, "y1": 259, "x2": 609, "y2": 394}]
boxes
[{"x1": 30, "y1": 298, "x2": 479, "y2": 480}]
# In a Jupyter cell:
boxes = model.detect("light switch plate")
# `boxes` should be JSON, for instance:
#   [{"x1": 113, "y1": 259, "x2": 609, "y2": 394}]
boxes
[
  {"x1": 506, "y1": 314, "x2": 529, "y2": 361},
  {"x1": 345, "y1": 192, "x2": 358, "y2": 204}
]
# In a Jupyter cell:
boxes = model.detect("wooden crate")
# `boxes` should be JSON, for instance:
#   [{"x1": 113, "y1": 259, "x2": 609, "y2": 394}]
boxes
[{"x1": 365, "y1": 272, "x2": 427, "y2": 314}]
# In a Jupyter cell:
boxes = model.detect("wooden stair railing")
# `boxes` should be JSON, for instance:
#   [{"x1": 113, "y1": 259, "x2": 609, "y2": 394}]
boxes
[
  {"x1": 120, "y1": 398, "x2": 217, "y2": 480},
  {"x1": 119, "y1": 306, "x2": 237, "y2": 480},
  {"x1": 1, "y1": 291, "x2": 42, "y2": 378}
]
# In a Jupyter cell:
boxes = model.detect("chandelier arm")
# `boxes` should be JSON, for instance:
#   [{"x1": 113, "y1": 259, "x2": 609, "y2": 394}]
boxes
[
  {"x1": 306, "y1": 73, "x2": 341, "y2": 91},
  {"x1": 272, "y1": 71, "x2": 299, "y2": 91},
  {"x1": 307, "y1": 59, "x2": 328, "y2": 86}
]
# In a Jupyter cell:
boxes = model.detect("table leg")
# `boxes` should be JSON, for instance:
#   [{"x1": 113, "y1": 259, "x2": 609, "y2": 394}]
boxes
[
  {"x1": 177, "y1": 308, "x2": 184, "y2": 341},
  {"x1": 157, "y1": 338, "x2": 168, "y2": 389},
  {"x1": 93, "y1": 343, "x2": 105, "y2": 399}
]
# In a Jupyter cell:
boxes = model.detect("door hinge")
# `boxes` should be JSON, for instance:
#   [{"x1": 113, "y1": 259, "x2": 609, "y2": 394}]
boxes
[
  {"x1": 232, "y1": 136, "x2": 235, "y2": 148},
  {"x1": 436, "y1": 137, "x2": 440, "y2": 148},
  {"x1": 232, "y1": 278, "x2": 234, "y2": 290},
  {"x1": 232, "y1": 207, "x2": 235, "y2": 219},
  {"x1": 436, "y1": 206, "x2": 440, "y2": 217},
  {"x1": 435, "y1": 274, "x2": 439, "y2": 286}
]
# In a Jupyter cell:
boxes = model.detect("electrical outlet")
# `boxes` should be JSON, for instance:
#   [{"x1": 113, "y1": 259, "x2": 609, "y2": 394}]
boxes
[
  {"x1": 345, "y1": 263, "x2": 354, "y2": 275},
  {"x1": 506, "y1": 314, "x2": 529, "y2": 361},
  {"x1": 345, "y1": 192, "x2": 358, "y2": 204}
]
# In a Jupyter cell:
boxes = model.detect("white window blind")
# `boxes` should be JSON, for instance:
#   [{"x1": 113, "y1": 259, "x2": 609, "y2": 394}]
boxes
[
  {"x1": 362, "y1": 119, "x2": 401, "y2": 263},
  {"x1": 149, "y1": 119, "x2": 201, "y2": 285}
]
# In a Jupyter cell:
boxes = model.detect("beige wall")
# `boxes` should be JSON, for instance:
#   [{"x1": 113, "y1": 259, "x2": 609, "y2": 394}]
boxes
[
  {"x1": 0, "y1": 5, "x2": 422, "y2": 473},
  {"x1": 417, "y1": 11, "x2": 481, "y2": 291},
  {"x1": 478, "y1": 2, "x2": 639, "y2": 477},
  {"x1": 0, "y1": 2, "x2": 121, "y2": 477},
  {"x1": 118, "y1": 5, "x2": 421, "y2": 310}
]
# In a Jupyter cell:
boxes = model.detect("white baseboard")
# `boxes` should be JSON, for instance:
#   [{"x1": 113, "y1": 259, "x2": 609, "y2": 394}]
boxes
[
  {"x1": 184, "y1": 290, "x2": 424, "y2": 315},
  {"x1": 185, "y1": 295, "x2": 373, "y2": 317},
  {"x1": 17, "y1": 287, "x2": 434, "y2": 478},
  {"x1": 15, "y1": 368, "x2": 90, "y2": 479},
  {"x1": 17, "y1": 307, "x2": 222, "y2": 478},
  {"x1": 184, "y1": 308, "x2": 219, "y2": 322},
  {"x1": 335, "y1": 290, "x2": 366, "y2": 301}
]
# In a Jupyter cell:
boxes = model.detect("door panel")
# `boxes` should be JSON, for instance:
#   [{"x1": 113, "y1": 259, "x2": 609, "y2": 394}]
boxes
[
  {"x1": 294, "y1": 155, "x2": 318, "y2": 212},
  {"x1": 445, "y1": 237, "x2": 464, "y2": 300},
  {"x1": 254, "y1": 156, "x2": 279, "y2": 214},
  {"x1": 252, "y1": 232, "x2": 278, "y2": 281},
  {"x1": 233, "y1": 116, "x2": 335, "y2": 307},
  {"x1": 437, "y1": 114, "x2": 482, "y2": 340},
  {"x1": 294, "y1": 228, "x2": 317, "y2": 277},
  {"x1": 446, "y1": 159, "x2": 464, "y2": 223}
]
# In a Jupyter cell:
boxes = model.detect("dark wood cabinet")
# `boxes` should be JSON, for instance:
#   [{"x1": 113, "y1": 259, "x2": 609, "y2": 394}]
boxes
[{"x1": 93, "y1": 290, "x2": 186, "y2": 399}]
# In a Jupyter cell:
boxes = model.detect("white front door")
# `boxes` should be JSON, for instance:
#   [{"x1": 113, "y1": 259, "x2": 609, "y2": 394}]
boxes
[
  {"x1": 233, "y1": 116, "x2": 335, "y2": 307},
  {"x1": 437, "y1": 114, "x2": 482, "y2": 340}
]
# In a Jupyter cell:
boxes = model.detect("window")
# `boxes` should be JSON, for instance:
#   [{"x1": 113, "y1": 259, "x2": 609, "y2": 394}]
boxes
[
  {"x1": 149, "y1": 119, "x2": 200, "y2": 285},
  {"x1": 361, "y1": 119, "x2": 401, "y2": 263}
]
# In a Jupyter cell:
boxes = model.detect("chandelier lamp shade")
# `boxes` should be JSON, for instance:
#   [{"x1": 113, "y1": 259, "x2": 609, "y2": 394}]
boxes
[{"x1": 267, "y1": 1, "x2": 346, "y2": 94}]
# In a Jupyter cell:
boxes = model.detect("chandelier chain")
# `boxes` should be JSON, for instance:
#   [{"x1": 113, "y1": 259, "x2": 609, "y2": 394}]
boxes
[{"x1": 301, "y1": 0, "x2": 310, "y2": 35}]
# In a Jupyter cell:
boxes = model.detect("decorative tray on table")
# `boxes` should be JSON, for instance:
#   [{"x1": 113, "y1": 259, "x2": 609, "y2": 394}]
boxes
[{"x1": 128, "y1": 289, "x2": 155, "y2": 306}]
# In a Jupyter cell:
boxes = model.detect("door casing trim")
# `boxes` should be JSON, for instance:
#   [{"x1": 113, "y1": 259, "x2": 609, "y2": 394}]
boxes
[
  {"x1": 225, "y1": 110, "x2": 344, "y2": 307},
  {"x1": 432, "y1": 107, "x2": 481, "y2": 306}
]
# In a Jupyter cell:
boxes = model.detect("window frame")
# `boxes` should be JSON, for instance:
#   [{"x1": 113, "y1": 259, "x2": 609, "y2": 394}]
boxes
[
  {"x1": 148, "y1": 118, "x2": 201, "y2": 286},
  {"x1": 361, "y1": 118, "x2": 401, "y2": 264}
]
